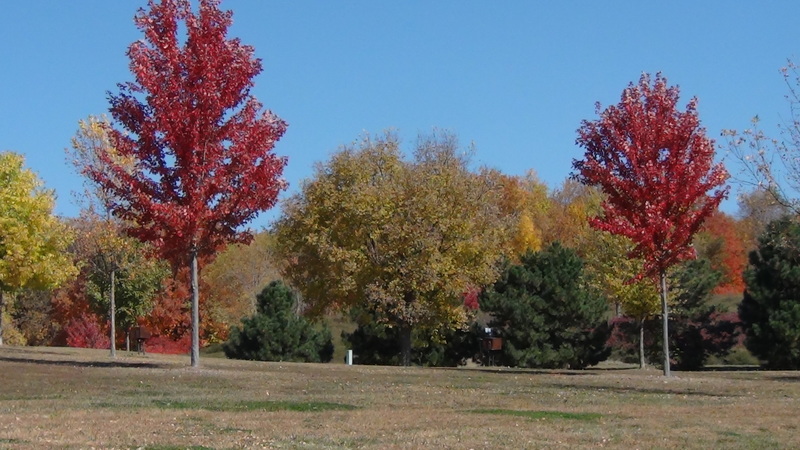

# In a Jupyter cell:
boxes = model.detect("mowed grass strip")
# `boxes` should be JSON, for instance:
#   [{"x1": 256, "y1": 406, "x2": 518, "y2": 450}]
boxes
[
  {"x1": 148, "y1": 399, "x2": 358, "y2": 412},
  {"x1": 469, "y1": 408, "x2": 602, "y2": 421}
]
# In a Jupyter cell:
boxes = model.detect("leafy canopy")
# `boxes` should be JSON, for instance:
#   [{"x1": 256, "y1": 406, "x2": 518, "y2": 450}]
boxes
[
  {"x1": 71, "y1": 211, "x2": 168, "y2": 331},
  {"x1": 573, "y1": 73, "x2": 729, "y2": 278},
  {"x1": 82, "y1": 0, "x2": 288, "y2": 265},
  {"x1": 0, "y1": 152, "x2": 75, "y2": 293},
  {"x1": 275, "y1": 131, "x2": 509, "y2": 364},
  {"x1": 78, "y1": 0, "x2": 288, "y2": 365}
]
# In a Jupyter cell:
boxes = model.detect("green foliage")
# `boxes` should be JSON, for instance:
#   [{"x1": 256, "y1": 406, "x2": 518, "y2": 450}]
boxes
[
  {"x1": 85, "y1": 257, "x2": 167, "y2": 331},
  {"x1": 223, "y1": 281, "x2": 334, "y2": 363},
  {"x1": 740, "y1": 217, "x2": 800, "y2": 369},
  {"x1": 479, "y1": 243, "x2": 611, "y2": 369},
  {"x1": 583, "y1": 230, "x2": 659, "y2": 319},
  {"x1": 342, "y1": 306, "x2": 479, "y2": 366}
]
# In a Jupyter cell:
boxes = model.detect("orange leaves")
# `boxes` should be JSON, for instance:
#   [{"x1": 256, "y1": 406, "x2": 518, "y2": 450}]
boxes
[{"x1": 698, "y1": 211, "x2": 747, "y2": 295}]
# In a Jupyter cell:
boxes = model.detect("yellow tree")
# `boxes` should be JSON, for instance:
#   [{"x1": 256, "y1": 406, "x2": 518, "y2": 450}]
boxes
[
  {"x1": 0, "y1": 152, "x2": 76, "y2": 345},
  {"x1": 495, "y1": 171, "x2": 551, "y2": 257},
  {"x1": 203, "y1": 231, "x2": 283, "y2": 327},
  {"x1": 542, "y1": 178, "x2": 604, "y2": 253},
  {"x1": 275, "y1": 131, "x2": 510, "y2": 365},
  {"x1": 583, "y1": 231, "x2": 659, "y2": 368}
]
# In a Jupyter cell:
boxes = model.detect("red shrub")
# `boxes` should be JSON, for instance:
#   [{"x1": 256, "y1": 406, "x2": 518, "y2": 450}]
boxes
[
  {"x1": 143, "y1": 334, "x2": 191, "y2": 355},
  {"x1": 65, "y1": 313, "x2": 110, "y2": 349}
]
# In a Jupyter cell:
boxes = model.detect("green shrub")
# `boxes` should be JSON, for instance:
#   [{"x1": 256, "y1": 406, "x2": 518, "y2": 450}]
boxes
[{"x1": 223, "y1": 281, "x2": 333, "y2": 363}]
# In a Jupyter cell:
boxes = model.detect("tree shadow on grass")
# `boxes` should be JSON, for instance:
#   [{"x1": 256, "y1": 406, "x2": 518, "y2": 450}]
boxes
[
  {"x1": 767, "y1": 374, "x2": 800, "y2": 382},
  {"x1": 700, "y1": 365, "x2": 763, "y2": 372},
  {"x1": 0, "y1": 355, "x2": 168, "y2": 370}
]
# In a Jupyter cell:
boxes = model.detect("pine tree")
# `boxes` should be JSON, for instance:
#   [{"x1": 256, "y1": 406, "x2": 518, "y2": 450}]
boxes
[
  {"x1": 740, "y1": 217, "x2": 800, "y2": 369},
  {"x1": 223, "y1": 281, "x2": 333, "y2": 363},
  {"x1": 480, "y1": 243, "x2": 610, "y2": 369}
]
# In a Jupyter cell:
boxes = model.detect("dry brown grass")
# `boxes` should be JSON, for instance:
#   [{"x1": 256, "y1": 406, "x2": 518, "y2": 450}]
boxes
[{"x1": 1, "y1": 346, "x2": 798, "y2": 449}]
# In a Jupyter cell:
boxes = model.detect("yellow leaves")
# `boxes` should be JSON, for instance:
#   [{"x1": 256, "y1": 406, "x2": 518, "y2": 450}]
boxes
[
  {"x1": 582, "y1": 230, "x2": 659, "y2": 319},
  {"x1": 69, "y1": 115, "x2": 136, "y2": 210},
  {"x1": 494, "y1": 171, "x2": 550, "y2": 259},
  {"x1": 275, "y1": 131, "x2": 510, "y2": 330},
  {"x1": 511, "y1": 213, "x2": 542, "y2": 255},
  {"x1": 0, "y1": 152, "x2": 76, "y2": 292}
]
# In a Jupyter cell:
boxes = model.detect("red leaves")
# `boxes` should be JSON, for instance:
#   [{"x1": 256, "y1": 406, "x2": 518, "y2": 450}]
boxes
[
  {"x1": 65, "y1": 313, "x2": 110, "y2": 349},
  {"x1": 462, "y1": 287, "x2": 480, "y2": 310},
  {"x1": 574, "y1": 73, "x2": 729, "y2": 278},
  {"x1": 91, "y1": 0, "x2": 287, "y2": 266}
]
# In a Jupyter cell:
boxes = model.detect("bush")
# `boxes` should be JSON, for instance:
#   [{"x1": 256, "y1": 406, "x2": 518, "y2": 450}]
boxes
[
  {"x1": 342, "y1": 306, "x2": 480, "y2": 366},
  {"x1": 223, "y1": 281, "x2": 333, "y2": 363},
  {"x1": 740, "y1": 217, "x2": 800, "y2": 369},
  {"x1": 479, "y1": 243, "x2": 611, "y2": 369},
  {"x1": 144, "y1": 334, "x2": 191, "y2": 354},
  {"x1": 65, "y1": 313, "x2": 110, "y2": 349}
]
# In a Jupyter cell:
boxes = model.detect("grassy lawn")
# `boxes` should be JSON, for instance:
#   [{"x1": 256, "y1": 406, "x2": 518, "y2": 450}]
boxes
[{"x1": 0, "y1": 346, "x2": 798, "y2": 448}]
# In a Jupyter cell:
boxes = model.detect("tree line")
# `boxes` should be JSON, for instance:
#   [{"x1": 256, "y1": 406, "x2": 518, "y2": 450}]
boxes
[{"x1": 2, "y1": 0, "x2": 800, "y2": 372}]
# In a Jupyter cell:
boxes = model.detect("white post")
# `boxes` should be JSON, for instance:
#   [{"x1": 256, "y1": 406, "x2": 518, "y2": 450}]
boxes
[{"x1": 346, "y1": 349, "x2": 354, "y2": 365}]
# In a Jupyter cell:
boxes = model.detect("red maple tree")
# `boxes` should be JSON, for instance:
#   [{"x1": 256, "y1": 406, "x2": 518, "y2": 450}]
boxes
[
  {"x1": 573, "y1": 73, "x2": 728, "y2": 375},
  {"x1": 83, "y1": 0, "x2": 287, "y2": 366}
]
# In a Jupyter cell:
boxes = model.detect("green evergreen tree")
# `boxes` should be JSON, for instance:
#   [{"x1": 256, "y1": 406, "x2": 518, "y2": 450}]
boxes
[
  {"x1": 479, "y1": 243, "x2": 611, "y2": 369},
  {"x1": 740, "y1": 217, "x2": 800, "y2": 369},
  {"x1": 223, "y1": 281, "x2": 333, "y2": 363}
]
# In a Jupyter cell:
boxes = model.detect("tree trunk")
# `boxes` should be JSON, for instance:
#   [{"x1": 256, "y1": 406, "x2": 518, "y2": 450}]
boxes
[
  {"x1": 109, "y1": 269, "x2": 117, "y2": 358},
  {"x1": 126, "y1": 331, "x2": 130, "y2": 353},
  {"x1": 0, "y1": 291, "x2": 5, "y2": 346},
  {"x1": 660, "y1": 270, "x2": 671, "y2": 376},
  {"x1": 190, "y1": 248, "x2": 200, "y2": 368},
  {"x1": 638, "y1": 318, "x2": 645, "y2": 369},
  {"x1": 400, "y1": 324, "x2": 412, "y2": 367}
]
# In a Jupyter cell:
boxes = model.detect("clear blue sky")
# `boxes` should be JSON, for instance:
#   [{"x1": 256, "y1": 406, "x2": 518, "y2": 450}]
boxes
[{"x1": 2, "y1": 1, "x2": 798, "y2": 228}]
